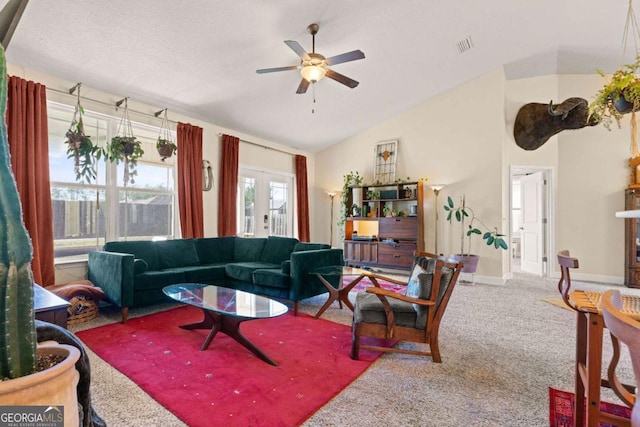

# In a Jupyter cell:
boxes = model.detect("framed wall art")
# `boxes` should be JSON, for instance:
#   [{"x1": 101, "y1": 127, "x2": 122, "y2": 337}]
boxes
[{"x1": 373, "y1": 139, "x2": 398, "y2": 184}]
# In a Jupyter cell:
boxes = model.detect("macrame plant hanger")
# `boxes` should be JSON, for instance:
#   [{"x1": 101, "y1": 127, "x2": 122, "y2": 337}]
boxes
[
  {"x1": 622, "y1": 0, "x2": 640, "y2": 157},
  {"x1": 156, "y1": 108, "x2": 176, "y2": 161},
  {"x1": 114, "y1": 97, "x2": 137, "y2": 185}
]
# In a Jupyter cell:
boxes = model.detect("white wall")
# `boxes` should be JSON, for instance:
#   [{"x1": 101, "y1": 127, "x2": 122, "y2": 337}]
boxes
[
  {"x1": 6, "y1": 63, "x2": 317, "y2": 283},
  {"x1": 317, "y1": 69, "x2": 632, "y2": 284},
  {"x1": 316, "y1": 69, "x2": 508, "y2": 282},
  {"x1": 557, "y1": 74, "x2": 629, "y2": 282}
]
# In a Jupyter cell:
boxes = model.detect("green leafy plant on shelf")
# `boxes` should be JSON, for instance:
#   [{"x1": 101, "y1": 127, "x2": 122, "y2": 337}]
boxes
[
  {"x1": 444, "y1": 195, "x2": 508, "y2": 256},
  {"x1": 339, "y1": 170, "x2": 363, "y2": 227}
]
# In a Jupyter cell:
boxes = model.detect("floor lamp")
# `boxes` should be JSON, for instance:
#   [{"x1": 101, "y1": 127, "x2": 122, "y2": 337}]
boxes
[
  {"x1": 326, "y1": 191, "x2": 337, "y2": 246},
  {"x1": 430, "y1": 185, "x2": 444, "y2": 255}
]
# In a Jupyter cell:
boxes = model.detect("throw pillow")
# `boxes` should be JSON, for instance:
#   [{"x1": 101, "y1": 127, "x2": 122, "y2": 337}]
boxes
[{"x1": 406, "y1": 263, "x2": 428, "y2": 299}]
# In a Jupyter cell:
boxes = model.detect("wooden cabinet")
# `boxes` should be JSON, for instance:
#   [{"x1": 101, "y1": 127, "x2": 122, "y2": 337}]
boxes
[
  {"x1": 625, "y1": 188, "x2": 640, "y2": 288},
  {"x1": 343, "y1": 181, "x2": 424, "y2": 270}
]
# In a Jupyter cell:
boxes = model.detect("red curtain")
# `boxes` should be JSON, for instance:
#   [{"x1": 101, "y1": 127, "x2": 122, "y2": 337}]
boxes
[
  {"x1": 177, "y1": 122, "x2": 204, "y2": 238},
  {"x1": 295, "y1": 155, "x2": 310, "y2": 242},
  {"x1": 6, "y1": 76, "x2": 55, "y2": 286},
  {"x1": 218, "y1": 134, "x2": 239, "y2": 236}
]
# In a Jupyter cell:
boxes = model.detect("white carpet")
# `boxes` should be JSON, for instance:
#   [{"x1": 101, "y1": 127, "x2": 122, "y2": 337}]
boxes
[{"x1": 72, "y1": 274, "x2": 640, "y2": 426}]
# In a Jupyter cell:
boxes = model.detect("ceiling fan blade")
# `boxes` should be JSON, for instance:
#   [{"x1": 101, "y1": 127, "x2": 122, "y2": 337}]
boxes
[
  {"x1": 326, "y1": 49, "x2": 365, "y2": 66},
  {"x1": 296, "y1": 78, "x2": 310, "y2": 94},
  {"x1": 284, "y1": 40, "x2": 310, "y2": 60},
  {"x1": 256, "y1": 65, "x2": 299, "y2": 74},
  {"x1": 325, "y1": 69, "x2": 359, "y2": 88}
]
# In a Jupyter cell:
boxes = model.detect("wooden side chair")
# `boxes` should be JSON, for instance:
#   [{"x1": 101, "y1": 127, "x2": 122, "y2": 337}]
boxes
[
  {"x1": 350, "y1": 251, "x2": 462, "y2": 362},
  {"x1": 557, "y1": 250, "x2": 637, "y2": 427},
  {"x1": 602, "y1": 290, "x2": 640, "y2": 427}
]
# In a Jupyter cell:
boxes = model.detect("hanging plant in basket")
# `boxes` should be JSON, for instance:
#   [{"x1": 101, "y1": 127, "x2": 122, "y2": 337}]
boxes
[
  {"x1": 64, "y1": 84, "x2": 104, "y2": 183},
  {"x1": 588, "y1": 0, "x2": 640, "y2": 158},
  {"x1": 156, "y1": 108, "x2": 176, "y2": 161},
  {"x1": 106, "y1": 98, "x2": 144, "y2": 185}
]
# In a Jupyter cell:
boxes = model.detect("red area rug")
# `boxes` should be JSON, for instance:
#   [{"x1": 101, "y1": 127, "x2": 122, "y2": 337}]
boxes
[
  {"x1": 549, "y1": 387, "x2": 631, "y2": 426},
  {"x1": 77, "y1": 306, "x2": 391, "y2": 427}
]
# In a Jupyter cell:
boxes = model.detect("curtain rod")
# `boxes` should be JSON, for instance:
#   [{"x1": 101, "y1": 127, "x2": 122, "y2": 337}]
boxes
[
  {"x1": 45, "y1": 86, "x2": 179, "y2": 125},
  {"x1": 218, "y1": 133, "x2": 296, "y2": 157}
]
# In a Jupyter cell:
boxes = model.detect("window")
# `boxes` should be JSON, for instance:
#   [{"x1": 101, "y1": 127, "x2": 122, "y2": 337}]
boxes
[
  {"x1": 237, "y1": 168, "x2": 293, "y2": 238},
  {"x1": 48, "y1": 102, "x2": 177, "y2": 261}
]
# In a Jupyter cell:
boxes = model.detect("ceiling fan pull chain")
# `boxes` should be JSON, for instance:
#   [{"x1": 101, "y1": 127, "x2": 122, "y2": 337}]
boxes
[{"x1": 312, "y1": 83, "x2": 316, "y2": 114}]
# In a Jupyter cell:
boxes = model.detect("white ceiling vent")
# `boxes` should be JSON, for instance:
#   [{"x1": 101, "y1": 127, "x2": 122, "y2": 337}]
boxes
[{"x1": 455, "y1": 36, "x2": 473, "y2": 55}]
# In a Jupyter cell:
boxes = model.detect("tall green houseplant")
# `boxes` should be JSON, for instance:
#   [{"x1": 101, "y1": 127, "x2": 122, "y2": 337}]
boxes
[
  {"x1": 444, "y1": 195, "x2": 508, "y2": 255},
  {"x1": 0, "y1": 46, "x2": 37, "y2": 379}
]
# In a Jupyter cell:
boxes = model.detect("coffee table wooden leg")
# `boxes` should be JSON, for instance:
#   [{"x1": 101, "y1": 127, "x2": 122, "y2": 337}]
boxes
[
  {"x1": 314, "y1": 275, "x2": 340, "y2": 319},
  {"x1": 180, "y1": 310, "x2": 278, "y2": 365},
  {"x1": 180, "y1": 310, "x2": 222, "y2": 351},
  {"x1": 219, "y1": 315, "x2": 278, "y2": 366},
  {"x1": 339, "y1": 275, "x2": 365, "y2": 312}
]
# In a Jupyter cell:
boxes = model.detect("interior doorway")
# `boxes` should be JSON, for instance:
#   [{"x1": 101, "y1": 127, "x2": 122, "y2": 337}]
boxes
[{"x1": 509, "y1": 166, "x2": 554, "y2": 277}]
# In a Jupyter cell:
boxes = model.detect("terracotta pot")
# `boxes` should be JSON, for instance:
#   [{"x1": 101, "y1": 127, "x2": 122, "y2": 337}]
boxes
[
  {"x1": 0, "y1": 343, "x2": 80, "y2": 427},
  {"x1": 453, "y1": 254, "x2": 480, "y2": 273}
]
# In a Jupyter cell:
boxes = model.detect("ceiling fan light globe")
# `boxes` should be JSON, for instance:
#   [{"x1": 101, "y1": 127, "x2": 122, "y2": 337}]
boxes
[{"x1": 301, "y1": 65, "x2": 326, "y2": 83}]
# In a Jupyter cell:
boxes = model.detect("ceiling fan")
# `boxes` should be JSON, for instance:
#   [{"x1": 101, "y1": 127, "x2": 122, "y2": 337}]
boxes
[{"x1": 256, "y1": 23, "x2": 365, "y2": 94}]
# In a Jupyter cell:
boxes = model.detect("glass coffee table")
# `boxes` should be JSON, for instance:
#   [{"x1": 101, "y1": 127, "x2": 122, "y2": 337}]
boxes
[
  {"x1": 163, "y1": 283, "x2": 288, "y2": 366},
  {"x1": 310, "y1": 266, "x2": 370, "y2": 319}
]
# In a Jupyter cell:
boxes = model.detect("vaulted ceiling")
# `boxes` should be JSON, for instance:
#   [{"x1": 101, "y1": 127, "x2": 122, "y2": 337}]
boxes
[{"x1": 3, "y1": 0, "x2": 634, "y2": 152}]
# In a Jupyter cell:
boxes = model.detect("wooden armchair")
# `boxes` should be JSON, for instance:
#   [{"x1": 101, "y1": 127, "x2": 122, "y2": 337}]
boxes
[
  {"x1": 602, "y1": 290, "x2": 640, "y2": 427},
  {"x1": 350, "y1": 251, "x2": 462, "y2": 362}
]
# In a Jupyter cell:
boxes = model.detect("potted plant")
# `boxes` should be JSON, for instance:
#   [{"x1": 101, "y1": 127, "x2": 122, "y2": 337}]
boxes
[
  {"x1": 65, "y1": 86, "x2": 104, "y2": 183},
  {"x1": 443, "y1": 195, "x2": 508, "y2": 273},
  {"x1": 106, "y1": 98, "x2": 144, "y2": 185},
  {"x1": 589, "y1": 54, "x2": 640, "y2": 131},
  {"x1": 156, "y1": 108, "x2": 176, "y2": 161},
  {"x1": 0, "y1": 46, "x2": 81, "y2": 424},
  {"x1": 339, "y1": 170, "x2": 363, "y2": 227},
  {"x1": 156, "y1": 138, "x2": 176, "y2": 161}
]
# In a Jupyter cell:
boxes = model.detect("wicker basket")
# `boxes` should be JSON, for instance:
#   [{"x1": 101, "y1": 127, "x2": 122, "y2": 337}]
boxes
[{"x1": 67, "y1": 297, "x2": 99, "y2": 326}]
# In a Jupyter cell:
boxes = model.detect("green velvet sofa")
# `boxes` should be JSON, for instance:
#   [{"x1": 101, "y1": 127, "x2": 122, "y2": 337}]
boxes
[{"x1": 87, "y1": 236, "x2": 343, "y2": 322}]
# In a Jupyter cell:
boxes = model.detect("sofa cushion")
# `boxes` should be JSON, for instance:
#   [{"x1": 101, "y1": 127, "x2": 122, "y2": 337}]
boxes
[
  {"x1": 354, "y1": 292, "x2": 417, "y2": 328},
  {"x1": 252, "y1": 268, "x2": 291, "y2": 289},
  {"x1": 293, "y1": 242, "x2": 330, "y2": 252},
  {"x1": 281, "y1": 260, "x2": 291, "y2": 275},
  {"x1": 133, "y1": 270, "x2": 186, "y2": 292},
  {"x1": 260, "y1": 236, "x2": 299, "y2": 264},
  {"x1": 133, "y1": 259, "x2": 148, "y2": 275},
  {"x1": 180, "y1": 264, "x2": 227, "y2": 284},
  {"x1": 225, "y1": 262, "x2": 279, "y2": 283},
  {"x1": 233, "y1": 238, "x2": 267, "y2": 262},
  {"x1": 104, "y1": 241, "x2": 160, "y2": 271},
  {"x1": 195, "y1": 237, "x2": 236, "y2": 264},
  {"x1": 155, "y1": 239, "x2": 200, "y2": 269}
]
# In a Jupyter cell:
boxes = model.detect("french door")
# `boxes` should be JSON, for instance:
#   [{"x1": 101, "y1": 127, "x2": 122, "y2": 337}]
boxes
[{"x1": 237, "y1": 168, "x2": 294, "y2": 238}]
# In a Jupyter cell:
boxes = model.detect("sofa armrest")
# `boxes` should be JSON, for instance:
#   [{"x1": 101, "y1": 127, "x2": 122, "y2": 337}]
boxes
[
  {"x1": 88, "y1": 251, "x2": 135, "y2": 308},
  {"x1": 289, "y1": 249, "x2": 344, "y2": 301}
]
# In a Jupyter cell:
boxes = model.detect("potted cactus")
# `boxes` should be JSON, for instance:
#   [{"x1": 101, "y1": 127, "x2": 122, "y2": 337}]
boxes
[
  {"x1": 444, "y1": 195, "x2": 508, "y2": 273},
  {"x1": 0, "y1": 46, "x2": 80, "y2": 423}
]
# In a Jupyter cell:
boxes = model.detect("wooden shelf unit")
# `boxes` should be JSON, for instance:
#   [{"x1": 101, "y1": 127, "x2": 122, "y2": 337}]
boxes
[
  {"x1": 343, "y1": 181, "x2": 424, "y2": 270},
  {"x1": 625, "y1": 187, "x2": 640, "y2": 288}
]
